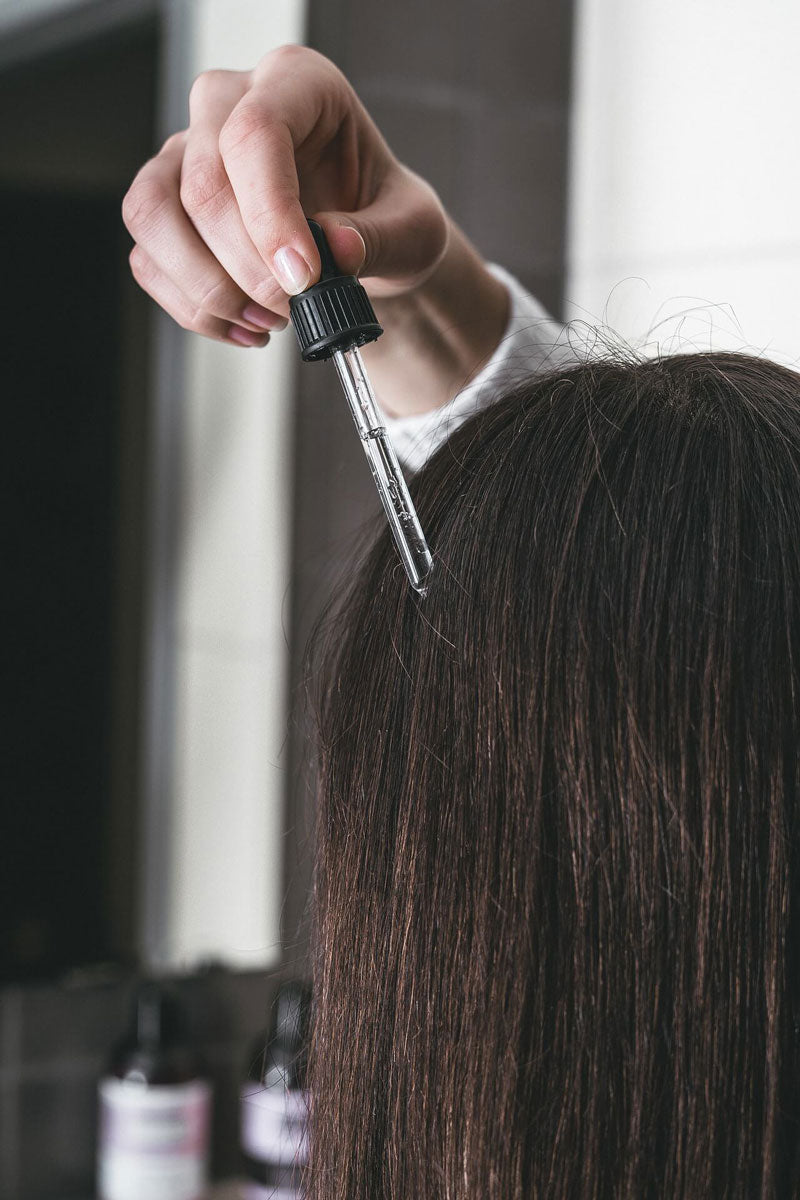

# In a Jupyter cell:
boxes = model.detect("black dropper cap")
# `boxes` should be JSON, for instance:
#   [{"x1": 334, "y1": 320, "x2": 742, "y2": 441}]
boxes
[{"x1": 288, "y1": 220, "x2": 383, "y2": 362}]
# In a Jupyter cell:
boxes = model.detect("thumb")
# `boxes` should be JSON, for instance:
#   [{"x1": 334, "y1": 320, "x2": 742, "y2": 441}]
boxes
[
  {"x1": 312, "y1": 220, "x2": 368, "y2": 278},
  {"x1": 312, "y1": 170, "x2": 448, "y2": 289}
]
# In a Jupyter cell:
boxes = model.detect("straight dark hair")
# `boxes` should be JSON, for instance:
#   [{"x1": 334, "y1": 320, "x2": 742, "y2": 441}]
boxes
[{"x1": 306, "y1": 352, "x2": 800, "y2": 1198}]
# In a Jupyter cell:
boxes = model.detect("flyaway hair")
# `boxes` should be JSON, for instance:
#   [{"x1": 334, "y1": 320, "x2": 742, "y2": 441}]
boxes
[{"x1": 306, "y1": 352, "x2": 800, "y2": 1199}]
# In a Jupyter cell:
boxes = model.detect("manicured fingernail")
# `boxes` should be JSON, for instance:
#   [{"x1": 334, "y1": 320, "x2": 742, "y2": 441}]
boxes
[
  {"x1": 273, "y1": 245, "x2": 311, "y2": 295},
  {"x1": 241, "y1": 303, "x2": 287, "y2": 331},
  {"x1": 228, "y1": 325, "x2": 269, "y2": 347}
]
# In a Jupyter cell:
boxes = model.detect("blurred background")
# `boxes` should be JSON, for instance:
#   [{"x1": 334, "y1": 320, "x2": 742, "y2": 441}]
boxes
[{"x1": 1, "y1": 0, "x2": 797, "y2": 1194}]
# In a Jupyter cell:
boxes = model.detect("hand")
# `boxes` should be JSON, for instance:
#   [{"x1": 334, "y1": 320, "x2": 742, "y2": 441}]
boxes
[{"x1": 122, "y1": 45, "x2": 449, "y2": 347}]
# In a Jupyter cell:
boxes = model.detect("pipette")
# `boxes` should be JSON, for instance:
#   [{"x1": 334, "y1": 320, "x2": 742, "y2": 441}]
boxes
[{"x1": 288, "y1": 220, "x2": 434, "y2": 597}]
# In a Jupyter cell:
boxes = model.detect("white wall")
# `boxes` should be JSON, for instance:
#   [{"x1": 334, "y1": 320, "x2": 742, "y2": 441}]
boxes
[{"x1": 567, "y1": 0, "x2": 800, "y2": 365}]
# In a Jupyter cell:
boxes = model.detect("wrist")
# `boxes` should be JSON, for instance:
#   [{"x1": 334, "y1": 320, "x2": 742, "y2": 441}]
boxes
[{"x1": 361, "y1": 217, "x2": 510, "y2": 419}]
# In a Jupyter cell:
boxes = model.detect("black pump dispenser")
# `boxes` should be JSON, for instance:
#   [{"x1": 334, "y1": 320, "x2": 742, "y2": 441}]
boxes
[
  {"x1": 135, "y1": 983, "x2": 180, "y2": 1049},
  {"x1": 240, "y1": 980, "x2": 313, "y2": 1197},
  {"x1": 288, "y1": 220, "x2": 383, "y2": 361},
  {"x1": 261, "y1": 979, "x2": 312, "y2": 1091}
]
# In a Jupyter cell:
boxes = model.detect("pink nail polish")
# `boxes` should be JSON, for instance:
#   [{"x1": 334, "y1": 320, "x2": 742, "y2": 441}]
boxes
[{"x1": 228, "y1": 326, "x2": 268, "y2": 347}]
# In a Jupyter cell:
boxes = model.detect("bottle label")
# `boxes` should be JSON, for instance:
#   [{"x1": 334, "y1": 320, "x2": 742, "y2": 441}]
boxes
[
  {"x1": 97, "y1": 1077, "x2": 211, "y2": 1200},
  {"x1": 240, "y1": 1084, "x2": 309, "y2": 1165}
]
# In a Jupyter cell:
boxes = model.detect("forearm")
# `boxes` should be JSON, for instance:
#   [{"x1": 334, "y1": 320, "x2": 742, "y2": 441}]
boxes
[{"x1": 361, "y1": 218, "x2": 510, "y2": 419}]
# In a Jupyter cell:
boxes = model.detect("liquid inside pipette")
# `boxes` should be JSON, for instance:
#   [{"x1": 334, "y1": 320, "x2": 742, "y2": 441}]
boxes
[{"x1": 332, "y1": 346, "x2": 434, "y2": 595}]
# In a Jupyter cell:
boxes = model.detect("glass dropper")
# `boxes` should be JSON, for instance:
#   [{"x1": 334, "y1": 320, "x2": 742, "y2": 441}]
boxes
[
  {"x1": 288, "y1": 220, "x2": 434, "y2": 596},
  {"x1": 332, "y1": 345, "x2": 433, "y2": 594}
]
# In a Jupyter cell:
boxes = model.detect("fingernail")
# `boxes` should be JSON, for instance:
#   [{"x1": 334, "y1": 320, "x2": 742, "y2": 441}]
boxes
[
  {"x1": 343, "y1": 225, "x2": 367, "y2": 266},
  {"x1": 273, "y1": 245, "x2": 312, "y2": 295},
  {"x1": 228, "y1": 325, "x2": 269, "y2": 347},
  {"x1": 242, "y1": 303, "x2": 288, "y2": 331}
]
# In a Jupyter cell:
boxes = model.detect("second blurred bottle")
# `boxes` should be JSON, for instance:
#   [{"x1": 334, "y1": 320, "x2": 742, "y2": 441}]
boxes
[{"x1": 240, "y1": 980, "x2": 312, "y2": 1199}]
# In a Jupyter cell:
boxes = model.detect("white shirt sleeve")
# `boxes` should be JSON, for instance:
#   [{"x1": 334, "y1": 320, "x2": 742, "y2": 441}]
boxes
[{"x1": 379, "y1": 264, "x2": 576, "y2": 473}]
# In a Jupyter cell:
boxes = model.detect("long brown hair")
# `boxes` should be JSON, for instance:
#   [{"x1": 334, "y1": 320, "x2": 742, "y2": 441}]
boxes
[{"x1": 306, "y1": 352, "x2": 800, "y2": 1198}]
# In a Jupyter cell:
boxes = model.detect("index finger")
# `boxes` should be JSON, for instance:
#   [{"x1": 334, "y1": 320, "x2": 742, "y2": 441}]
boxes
[{"x1": 218, "y1": 54, "x2": 329, "y2": 294}]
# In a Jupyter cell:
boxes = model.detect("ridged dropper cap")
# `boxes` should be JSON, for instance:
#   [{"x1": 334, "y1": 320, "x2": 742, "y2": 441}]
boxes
[{"x1": 288, "y1": 219, "x2": 383, "y2": 361}]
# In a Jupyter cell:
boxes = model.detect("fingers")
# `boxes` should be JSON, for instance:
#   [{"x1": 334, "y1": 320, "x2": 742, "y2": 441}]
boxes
[
  {"x1": 123, "y1": 130, "x2": 288, "y2": 336},
  {"x1": 128, "y1": 244, "x2": 270, "y2": 347},
  {"x1": 123, "y1": 45, "x2": 447, "y2": 344},
  {"x1": 218, "y1": 46, "x2": 355, "y2": 290},
  {"x1": 231, "y1": 46, "x2": 442, "y2": 291},
  {"x1": 312, "y1": 223, "x2": 368, "y2": 278},
  {"x1": 219, "y1": 100, "x2": 318, "y2": 292},
  {"x1": 180, "y1": 70, "x2": 295, "y2": 313},
  {"x1": 313, "y1": 166, "x2": 449, "y2": 292}
]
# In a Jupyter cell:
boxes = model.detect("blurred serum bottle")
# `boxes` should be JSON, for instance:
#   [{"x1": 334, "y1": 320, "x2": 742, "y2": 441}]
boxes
[
  {"x1": 240, "y1": 980, "x2": 312, "y2": 1199},
  {"x1": 97, "y1": 982, "x2": 212, "y2": 1200}
]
